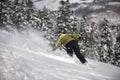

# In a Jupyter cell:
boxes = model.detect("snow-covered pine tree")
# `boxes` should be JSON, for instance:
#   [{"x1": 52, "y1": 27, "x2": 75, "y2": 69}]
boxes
[
  {"x1": 1, "y1": 1, "x2": 14, "y2": 31},
  {"x1": 0, "y1": 2, "x2": 3, "y2": 27},
  {"x1": 23, "y1": 0, "x2": 42, "y2": 30},
  {"x1": 0, "y1": 0, "x2": 8, "y2": 2},
  {"x1": 12, "y1": 3, "x2": 23, "y2": 30},
  {"x1": 56, "y1": 0, "x2": 78, "y2": 34},
  {"x1": 99, "y1": 18, "x2": 115, "y2": 63},
  {"x1": 14, "y1": 0, "x2": 19, "y2": 5},
  {"x1": 41, "y1": 7, "x2": 53, "y2": 40},
  {"x1": 114, "y1": 25, "x2": 120, "y2": 67},
  {"x1": 79, "y1": 16, "x2": 101, "y2": 60},
  {"x1": 39, "y1": 7, "x2": 52, "y2": 32}
]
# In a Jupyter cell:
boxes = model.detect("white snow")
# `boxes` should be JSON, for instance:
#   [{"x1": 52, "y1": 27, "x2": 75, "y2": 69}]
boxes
[
  {"x1": 89, "y1": 5, "x2": 105, "y2": 10},
  {"x1": 34, "y1": 0, "x2": 60, "y2": 10},
  {"x1": 34, "y1": 0, "x2": 94, "y2": 10},
  {"x1": 0, "y1": 28, "x2": 120, "y2": 80},
  {"x1": 90, "y1": 11, "x2": 120, "y2": 24},
  {"x1": 107, "y1": 2, "x2": 120, "y2": 6}
]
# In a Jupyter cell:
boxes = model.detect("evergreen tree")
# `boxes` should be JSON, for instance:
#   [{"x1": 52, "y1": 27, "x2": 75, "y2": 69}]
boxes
[
  {"x1": 40, "y1": 7, "x2": 51, "y2": 31},
  {"x1": 24, "y1": 0, "x2": 41, "y2": 30},
  {"x1": 79, "y1": 16, "x2": 100, "y2": 60},
  {"x1": 99, "y1": 18, "x2": 114, "y2": 63},
  {"x1": 1, "y1": 1, "x2": 14, "y2": 30},
  {"x1": 114, "y1": 26, "x2": 120, "y2": 67},
  {"x1": 0, "y1": 0, "x2": 8, "y2": 2},
  {"x1": 27, "y1": 0, "x2": 33, "y2": 7},
  {"x1": 40, "y1": 7, "x2": 55, "y2": 42},
  {"x1": 0, "y1": 2, "x2": 3, "y2": 27},
  {"x1": 14, "y1": 0, "x2": 19, "y2": 5},
  {"x1": 56, "y1": 0, "x2": 78, "y2": 34}
]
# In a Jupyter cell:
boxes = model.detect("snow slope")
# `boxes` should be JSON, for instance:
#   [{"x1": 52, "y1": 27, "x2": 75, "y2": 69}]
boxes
[{"x1": 0, "y1": 28, "x2": 120, "y2": 80}]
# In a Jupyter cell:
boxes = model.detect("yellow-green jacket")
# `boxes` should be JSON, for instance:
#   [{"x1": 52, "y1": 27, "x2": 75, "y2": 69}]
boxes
[{"x1": 52, "y1": 34, "x2": 79, "y2": 51}]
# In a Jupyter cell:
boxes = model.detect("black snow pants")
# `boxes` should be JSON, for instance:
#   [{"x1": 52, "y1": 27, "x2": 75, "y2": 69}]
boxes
[{"x1": 65, "y1": 40, "x2": 87, "y2": 64}]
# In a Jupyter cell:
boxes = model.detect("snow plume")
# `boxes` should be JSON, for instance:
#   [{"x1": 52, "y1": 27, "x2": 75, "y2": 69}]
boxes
[
  {"x1": 0, "y1": 28, "x2": 120, "y2": 80},
  {"x1": 0, "y1": 27, "x2": 73, "y2": 63},
  {"x1": 0, "y1": 28, "x2": 50, "y2": 52}
]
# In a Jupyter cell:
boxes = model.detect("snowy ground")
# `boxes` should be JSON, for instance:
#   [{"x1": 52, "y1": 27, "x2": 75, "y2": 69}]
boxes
[{"x1": 0, "y1": 28, "x2": 120, "y2": 80}]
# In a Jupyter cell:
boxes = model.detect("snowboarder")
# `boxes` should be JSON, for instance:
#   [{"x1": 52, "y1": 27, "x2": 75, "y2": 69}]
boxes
[{"x1": 52, "y1": 33, "x2": 87, "y2": 64}]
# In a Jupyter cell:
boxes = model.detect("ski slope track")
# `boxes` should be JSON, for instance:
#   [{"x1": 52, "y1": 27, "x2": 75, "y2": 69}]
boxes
[{"x1": 0, "y1": 28, "x2": 120, "y2": 80}]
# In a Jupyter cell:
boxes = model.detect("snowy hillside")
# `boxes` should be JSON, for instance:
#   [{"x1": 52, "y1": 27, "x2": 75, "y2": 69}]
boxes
[
  {"x1": 33, "y1": 0, "x2": 94, "y2": 10},
  {"x1": 9, "y1": 0, "x2": 120, "y2": 24},
  {"x1": 0, "y1": 28, "x2": 120, "y2": 80}
]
